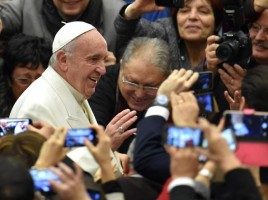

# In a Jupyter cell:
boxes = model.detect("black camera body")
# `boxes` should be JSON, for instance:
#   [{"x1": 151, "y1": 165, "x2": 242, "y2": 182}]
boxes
[
  {"x1": 216, "y1": 0, "x2": 253, "y2": 68},
  {"x1": 155, "y1": 0, "x2": 184, "y2": 8},
  {"x1": 216, "y1": 30, "x2": 252, "y2": 68}
]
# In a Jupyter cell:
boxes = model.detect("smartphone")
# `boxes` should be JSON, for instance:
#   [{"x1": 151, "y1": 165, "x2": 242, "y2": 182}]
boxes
[
  {"x1": 64, "y1": 128, "x2": 97, "y2": 147},
  {"x1": 0, "y1": 118, "x2": 32, "y2": 136},
  {"x1": 196, "y1": 92, "x2": 214, "y2": 114},
  {"x1": 155, "y1": 0, "x2": 184, "y2": 7},
  {"x1": 201, "y1": 129, "x2": 237, "y2": 151},
  {"x1": 88, "y1": 189, "x2": 101, "y2": 200},
  {"x1": 30, "y1": 169, "x2": 60, "y2": 194},
  {"x1": 223, "y1": 110, "x2": 268, "y2": 141},
  {"x1": 163, "y1": 126, "x2": 203, "y2": 148},
  {"x1": 191, "y1": 71, "x2": 213, "y2": 93}
]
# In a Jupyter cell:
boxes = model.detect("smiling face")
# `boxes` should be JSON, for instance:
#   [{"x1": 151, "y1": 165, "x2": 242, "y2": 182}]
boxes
[
  {"x1": 53, "y1": 0, "x2": 90, "y2": 20},
  {"x1": 177, "y1": 0, "x2": 215, "y2": 42},
  {"x1": 57, "y1": 30, "x2": 107, "y2": 99},
  {"x1": 118, "y1": 59, "x2": 166, "y2": 112},
  {"x1": 249, "y1": 10, "x2": 268, "y2": 64}
]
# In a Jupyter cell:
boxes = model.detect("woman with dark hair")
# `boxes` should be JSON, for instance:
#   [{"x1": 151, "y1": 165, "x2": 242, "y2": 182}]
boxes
[
  {"x1": 114, "y1": 0, "x2": 228, "y2": 117},
  {"x1": 115, "y1": 0, "x2": 224, "y2": 72},
  {"x1": 0, "y1": 131, "x2": 46, "y2": 168},
  {"x1": 0, "y1": 33, "x2": 52, "y2": 117}
]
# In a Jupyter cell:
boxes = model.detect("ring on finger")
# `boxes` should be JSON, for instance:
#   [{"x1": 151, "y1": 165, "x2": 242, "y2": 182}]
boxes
[{"x1": 117, "y1": 126, "x2": 125, "y2": 133}]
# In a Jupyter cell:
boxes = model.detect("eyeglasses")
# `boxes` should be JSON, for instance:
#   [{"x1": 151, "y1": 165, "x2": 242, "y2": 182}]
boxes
[
  {"x1": 13, "y1": 76, "x2": 36, "y2": 86},
  {"x1": 121, "y1": 73, "x2": 159, "y2": 94},
  {"x1": 248, "y1": 23, "x2": 268, "y2": 37}
]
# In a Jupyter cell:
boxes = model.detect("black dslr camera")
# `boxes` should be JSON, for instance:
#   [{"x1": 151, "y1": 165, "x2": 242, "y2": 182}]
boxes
[
  {"x1": 216, "y1": 0, "x2": 252, "y2": 68},
  {"x1": 155, "y1": 0, "x2": 184, "y2": 8}
]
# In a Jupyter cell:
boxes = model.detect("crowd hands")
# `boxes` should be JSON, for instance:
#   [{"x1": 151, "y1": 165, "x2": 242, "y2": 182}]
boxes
[
  {"x1": 0, "y1": 51, "x2": 264, "y2": 200},
  {"x1": 0, "y1": 0, "x2": 268, "y2": 199},
  {"x1": 0, "y1": 121, "x2": 121, "y2": 200},
  {"x1": 0, "y1": 68, "x2": 204, "y2": 200},
  {"x1": 164, "y1": 89, "x2": 262, "y2": 200}
]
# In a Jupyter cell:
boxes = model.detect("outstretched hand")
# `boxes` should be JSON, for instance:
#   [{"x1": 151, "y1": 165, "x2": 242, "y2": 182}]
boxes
[
  {"x1": 33, "y1": 127, "x2": 68, "y2": 169},
  {"x1": 157, "y1": 69, "x2": 199, "y2": 98},
  {"x1": 105, "y1": 109, "x2": 137, "y2": 151},
  {"x1": 50, "y1": 162, "x2": 91, "y2": 200},
  {"x1": 224, "y1": 90, "x2": 246, "y2": 111},
  {"x1": 171, "y1": 91, "x2": 199, "y2": 128},
  {"x1": 218, "y1": 63, "x2": 246, "y2": 97}
]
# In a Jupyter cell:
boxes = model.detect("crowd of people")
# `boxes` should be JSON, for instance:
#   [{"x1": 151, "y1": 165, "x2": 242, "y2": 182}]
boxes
[{"x1": 0, "y1": 0, "x2": 268, "y2": 199}]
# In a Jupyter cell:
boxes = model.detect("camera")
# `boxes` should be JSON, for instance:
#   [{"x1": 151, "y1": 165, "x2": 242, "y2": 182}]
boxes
[
  {"x1": 216, "y1": 0, "x2": 252, "y2": 68},
  {"x1": 216, "y1": 30, "x2": 252, "y2": 67},
  {"x1": 155, "y1": 0, "x2": 184, "y2": 8}
]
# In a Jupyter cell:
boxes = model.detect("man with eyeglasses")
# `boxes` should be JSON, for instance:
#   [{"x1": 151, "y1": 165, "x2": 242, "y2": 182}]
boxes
[
  {"x1": 89, "y1": 37, "x2": 172, "y2": 153},
  {"x1": 205, "y1": 1, "x2": 268, "y2": 99}
]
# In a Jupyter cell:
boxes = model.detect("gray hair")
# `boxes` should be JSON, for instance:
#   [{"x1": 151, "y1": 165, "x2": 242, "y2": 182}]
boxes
[
  {"x1": 121, "y1": 37, "x2": 172, "y2": 77},
  {"x1": 49, "y1": 39, "x2": 77, "y2": 68}
]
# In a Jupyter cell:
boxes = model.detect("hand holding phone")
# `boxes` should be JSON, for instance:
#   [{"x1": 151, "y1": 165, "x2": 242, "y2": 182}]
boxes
[{"x1": 30, "y1": 169, "x2": 60, "y2": 194}]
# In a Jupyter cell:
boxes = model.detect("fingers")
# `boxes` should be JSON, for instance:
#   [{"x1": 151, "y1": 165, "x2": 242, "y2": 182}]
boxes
[
  {"x1": 27, "y1": 124, "x2": 38, "y2": 132},
  {"x1": 51, "y1": 127, "x2": 68, "y2": 145},
  {"x1": 222, "y1": 64, "x2": 245, "y2": 80},
  {"x1": 218, "y1": 68, "x2": 233, "y2": 85},
  {"x1": 197, "y1": 117, "x2": 211, "y2": 139},
  {"x1": 224, "y1": 90, "x2": 235, "y2": 104},
  {"x1": 206, "y1": 35, "x2": 221, "y2": 72},
  {"x1": 110, "y1": 109, "x2": 137, "y2": 127},
  {"x1": 121, "y1": 128, "x2": 136, "y2": 139}
]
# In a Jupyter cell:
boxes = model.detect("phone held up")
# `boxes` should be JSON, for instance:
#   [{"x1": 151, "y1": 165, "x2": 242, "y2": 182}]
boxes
[
  {"x1": 30, "y1": 169, "x2": 102, "y2": 199},
  {"x1": 192, "y1": 71, "x2": 215, "y2": 117},
  {"x1": 30, "y1": 169, "x2": 59, "y2": 194},
  {"x1": 0, "y1": 118, "x2": 32, "y2": 137},
  {"x1": 163, "y1": 125, "x2": 237, "y2": 151},
  {"x1": 223, "y1": 110, "x2": 268, "y2": 142},
  {"x1": 64, "y1": 128, "x2": 97, "y2": 147}
]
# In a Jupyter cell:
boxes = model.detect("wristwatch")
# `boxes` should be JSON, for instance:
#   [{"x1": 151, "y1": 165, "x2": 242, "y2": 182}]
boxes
[
  {"x1": 198, "y1": 168, "x2": 213, "y2": 180},
  {"x1": 153, "y1": 94, "x2": 170, "y2": 108}
]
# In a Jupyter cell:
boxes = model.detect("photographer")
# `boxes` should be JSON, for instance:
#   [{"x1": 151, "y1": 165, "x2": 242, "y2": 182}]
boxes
[
  {"x1": 205, "y1": 0, "x2": 268, "y2": 99},
  {"x1": 114, "y1": 0, "x2": 234, "y2": 117}
]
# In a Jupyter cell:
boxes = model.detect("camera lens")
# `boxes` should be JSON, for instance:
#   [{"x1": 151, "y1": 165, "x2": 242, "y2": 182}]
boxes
[{"x1": 216, "y1": 40, "x2": 239, "y2": 61}]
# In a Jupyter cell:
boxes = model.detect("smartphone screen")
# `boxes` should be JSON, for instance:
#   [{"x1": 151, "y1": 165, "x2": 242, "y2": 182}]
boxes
[
  {"x1": 0, "y1": 118, "x2": 32, "y2": 136},
  {"x1": 64, "y1": 128, "x2": 97, "y2": 147},
  {"x1": 164, "y1": 126, "x2": 203, "y2": 148},
  {"x1": 30, "y1": 169, "x2": 60, "y2": 194},
  {"x1": 224, "y1": 111, "x2": 268, "y2": 141},
  {"x1": 191, "y1": 71, "x2": 213, "y2": 93},
  {"x1": 88, "y1": 189, "x2": 101, "y2": 200},
  {"x1": 201, "y1": 129, "x2": 237, "y2": 151},
  {"x1": 196, "y1": 92, "x2": 214, "y2": 114}
]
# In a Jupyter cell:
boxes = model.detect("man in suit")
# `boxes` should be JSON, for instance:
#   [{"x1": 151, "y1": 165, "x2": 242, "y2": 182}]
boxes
[{"x1": 10, "y1": 21, "x2": 123, "y2": 176}]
